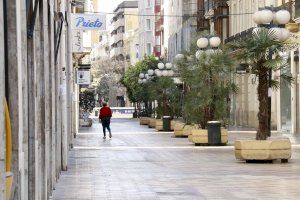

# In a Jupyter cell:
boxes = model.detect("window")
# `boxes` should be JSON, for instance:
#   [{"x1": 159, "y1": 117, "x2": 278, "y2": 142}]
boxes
[
  {"x1": 146, "y1": 19, "x2": 151, "y2": 31},
  {"x1": 146, "y1": 0, "x2": 151, "y2": 8},
  {"x1": 146, "y1": 43, "x2": 152, "y2": 55}
]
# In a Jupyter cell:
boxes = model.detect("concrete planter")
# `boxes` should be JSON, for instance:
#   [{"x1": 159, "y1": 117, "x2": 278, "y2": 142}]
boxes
[
  {"x1": 79, "y1": 118, "x2": 93, "y2": 127},
  {"x1": 155, "y1": 119, "x2": 164, "y2": 131},
  {"x1": 174, "y1": 123, "x2": 197, "y2": 137},
  {"x1": 173, "y1": 122, "x2": 186, "y2": 137},
  {"x1": 182, "y1": 125, "x2": 197, "y2": 137},
  {"x1": 139, "y1": 117, "x2": 150, "y2": 125},
  {"x1": 234, "y1": 138, "x2": 292, "y2": 163},
  {"x1": 189, "y1": 128, "x2": 228, "y2": 145},
  {"x1": 170, "y1": 120, "x2": 180, "y2": 131},
  {"x1": 148, "y1": 118, "x2": 157, "y2": 128}
]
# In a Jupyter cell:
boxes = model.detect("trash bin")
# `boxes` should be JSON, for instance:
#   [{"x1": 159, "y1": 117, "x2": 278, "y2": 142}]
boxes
[
  {"x1": 95, "y1": 110, "x2": 99, "y2": 117},
  {"x1": 163, "y1": 116, "x2": 171, "y2": 131},
  {"x1": 207, "y1": 121, "x2": 221, "y2": 145}
]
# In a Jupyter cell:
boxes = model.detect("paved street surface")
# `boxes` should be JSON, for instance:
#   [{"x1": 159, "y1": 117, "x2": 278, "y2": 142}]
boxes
[{"x1": 52, "y1": 119, "x2": 300, "y2": 200}]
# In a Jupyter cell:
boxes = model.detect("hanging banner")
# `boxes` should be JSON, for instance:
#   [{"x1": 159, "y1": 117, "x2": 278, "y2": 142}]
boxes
[
  {"x1": 77, "y1": 70, "x2": 91, "y2": 85},
  {"x1": 72, "y1": 30, "x2": 83, "y2": 52},
  {"x1": 71, "y1": 14, "x2": 106, "y2": 30}
]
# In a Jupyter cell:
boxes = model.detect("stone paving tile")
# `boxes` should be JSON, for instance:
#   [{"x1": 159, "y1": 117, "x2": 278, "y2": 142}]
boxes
[{"x1": 52, "y1": 119, "x2": 300, "y2": 200}]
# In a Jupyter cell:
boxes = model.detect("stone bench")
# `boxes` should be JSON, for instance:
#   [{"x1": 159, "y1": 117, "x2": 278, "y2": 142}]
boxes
[
  {"x1": 139, "y1": 117, "x2": 150, "y2": 125},
  {"x1": 189, "y1": 128, "x2": 228, "y2": 145},
  {"x1": 234, "y1": 137, "x2": 292, "y2": 163}
]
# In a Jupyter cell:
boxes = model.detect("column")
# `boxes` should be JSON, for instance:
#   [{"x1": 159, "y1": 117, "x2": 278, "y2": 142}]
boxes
[
  {"x1": 0, "y1": 0, "x2": 6, "y2": 198},
  {"x1": 60, "y1": 0, "x2": 68, "y2": 171},
  {"x1": 5, "y1": 0, "x2": 28, "y2": 199}
]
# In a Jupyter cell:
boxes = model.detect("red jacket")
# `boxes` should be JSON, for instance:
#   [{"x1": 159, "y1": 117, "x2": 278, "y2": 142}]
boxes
[{"x1": 99, "y1": 106, "x2": 112, "y2": 119}]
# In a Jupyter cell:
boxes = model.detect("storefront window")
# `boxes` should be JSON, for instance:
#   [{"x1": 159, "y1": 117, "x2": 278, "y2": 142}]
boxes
[{"x1": 280, "y1": 52, "x2": 292, "y2": 133}]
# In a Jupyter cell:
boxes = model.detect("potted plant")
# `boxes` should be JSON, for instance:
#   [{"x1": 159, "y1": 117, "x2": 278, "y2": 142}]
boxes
[
  {"x1": 175, "y1": 36, "x2": 237, "y2": 144},
  {"x1": 227, "y1": 29, "x2": 293, "y2": 162}
]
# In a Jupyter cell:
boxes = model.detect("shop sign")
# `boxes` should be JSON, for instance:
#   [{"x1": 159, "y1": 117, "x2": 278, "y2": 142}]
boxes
[
  {"x1": 77, "y1": 70, "x2": 91, "y2": 85},
  {"x1": 72, "y1": 30, "x2": 83, "y2": 52},
  {"x1": 71, "y1": 14, "x2": 106, "y2": 30}
]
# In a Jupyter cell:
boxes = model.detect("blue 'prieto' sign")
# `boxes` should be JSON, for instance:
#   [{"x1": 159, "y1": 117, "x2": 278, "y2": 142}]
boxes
[{"x1": 71, "y1": 14, "x2": 106, "y2": 30}]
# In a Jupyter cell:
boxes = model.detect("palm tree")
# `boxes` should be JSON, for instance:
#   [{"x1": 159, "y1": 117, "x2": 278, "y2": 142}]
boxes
[
  {"x1": 227, "y1": 29, "x2": 293, "y2": 140},
  {"x1": 176, "y1": 49, "x2": 237, "y2": 129}
]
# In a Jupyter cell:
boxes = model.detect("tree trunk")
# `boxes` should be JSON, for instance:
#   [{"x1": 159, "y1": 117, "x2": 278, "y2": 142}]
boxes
[{"x1": 256, "y1": 71, "x2": 270, "y2": 140}]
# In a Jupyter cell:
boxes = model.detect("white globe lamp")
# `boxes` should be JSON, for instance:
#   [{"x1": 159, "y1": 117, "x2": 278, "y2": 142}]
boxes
[
  {"x1": 209, "y1": 37, "x2": 221, "y2": 48},
  {"x1": 158, "y1": 63, "x2": 165, "y2": 70},
  {"x1": 275, "y1": 10, "x2": 291, "y2": 25},
  {"x1": 168, "y1": 70, "x2": 174, "y2": 77},
  {"x1": 205, "y1": 49, "x2": 215, "y2": 56},
  {"x1": 175, "y1": 54, "x2": 184, "y2": 60},
  {"x1": 195, "y1": 50, "x2": 203, "y2": 59},
  {"x1": 142, "y1": 79, "x2": 147, "y2": 83},
  {"x1": 165, "y1": 63, "x2": 172, "y2": 69},
  {"x1": 156, "y1": 70, "x2": 162, "y2": 77},
  {"x1": 260, "y1": 9, "x2": 274, "y2": 24},
  {"x1": 279, "y1": 28, "x2": 290, "y2": 41},
  {"x1": 197, "y1": 37, "x2": 209, "y2": 48},
  {"x1": 148, "y1": 69, "x2": 154, "y2": 76},
  {"x1": 162, "y1": 70, "x2": 169, "y2": 76},
  {"x1": 139, "y1": 73, "x2": 145, "y2": 79},
  {"x1": 269, "y1": 27, "x2": 281, "y2": 40},
  {"x1": 138, "y1": 79, "x2": 142, "y2": 84},
  {"x1": 253, "y1": 11, "x2": 262, "y2": 24}
]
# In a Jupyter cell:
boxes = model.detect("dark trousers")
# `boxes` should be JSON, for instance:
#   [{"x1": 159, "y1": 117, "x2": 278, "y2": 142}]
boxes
[{"x1": 101, "y1": 117, "x2": 111, "y2": 136}]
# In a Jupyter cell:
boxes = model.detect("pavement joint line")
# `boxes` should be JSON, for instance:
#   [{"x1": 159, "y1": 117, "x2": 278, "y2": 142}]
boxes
[
  {"x1": 73, "y1": 144, "x2": 300, "y2": 150},
  {"x1": 73, "y1": 146, "x2": 235, "y2": 150},
  {"x1": 77, "y1": 132, "x2": 172, "y2": 135}
]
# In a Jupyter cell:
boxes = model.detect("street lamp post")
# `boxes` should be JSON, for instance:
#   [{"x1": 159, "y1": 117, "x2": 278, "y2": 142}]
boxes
[{"x1": 253, "y1": 7, "x2": 291, "y2": 135}]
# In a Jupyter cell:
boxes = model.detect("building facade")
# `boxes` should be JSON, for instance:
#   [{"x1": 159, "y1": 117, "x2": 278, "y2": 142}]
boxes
[
  {"x1": 0, "y1": 0, "x2": 80, "y2": 199},
  {"x1": 138, "y1": 0, "x2": 155, "y2": 59},
  {"x1": 110, "y1": 1, "x2": 139, "y2": 61},
  {"x1": 154, "y1": 0, "x2": 165, "y2": 57},
  {"x1": 166, "y1": 0, "x2": 198, "y2": 61}
]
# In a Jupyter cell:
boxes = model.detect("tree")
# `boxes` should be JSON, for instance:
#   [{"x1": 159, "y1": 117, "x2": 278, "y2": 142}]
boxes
[
  {"x1": 121, "y1": 56, "x2": 159, "y2": 116},
  {"x1": 227, "y1": 29, "x2": 293, "y2": 140},
  {"x1": 176, "y1": 50, "x2": 237, "y2": 128},
  {"x1": 79, "y1": 89, "x2": 95, "y2": 113}
]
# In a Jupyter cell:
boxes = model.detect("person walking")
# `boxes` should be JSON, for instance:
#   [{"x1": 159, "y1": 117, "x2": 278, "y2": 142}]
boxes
[{"x1": 99, "y1": 102, "x2": 112, "y2": 139}]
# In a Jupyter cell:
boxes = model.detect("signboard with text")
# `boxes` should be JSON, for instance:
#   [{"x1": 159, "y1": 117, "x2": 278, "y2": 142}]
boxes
[
  {"x1": 72, "y1": 30, "x2": 83, "y2": 52},
  {"x1": 77, "y1": 70, "x2": 91, "y2": 85},
  {"x1": 71, "y1": 14, "x2": 106, "y2": 30}
]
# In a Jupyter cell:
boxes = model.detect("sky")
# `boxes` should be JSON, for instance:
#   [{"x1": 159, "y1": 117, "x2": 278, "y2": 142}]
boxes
[
  {"x1": 98, "y1": 0, "x2": 124, "y2": 13},
  {"x1": 97, "y1": 0, "x2": 131, "y2": 27}
]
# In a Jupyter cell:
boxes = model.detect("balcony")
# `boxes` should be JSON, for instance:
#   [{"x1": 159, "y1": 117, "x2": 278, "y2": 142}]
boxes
[
  {"x1": 155, "y1": 17, "x2": 164, "y2": 32},
  {"x1": 110, "y1": 46, "x2": 124, "y2": 58},
  {"x1": 113, "y1": 33, "x2": 124, "y2": 43},
  {"x1": 154, "y1": 45, "x2": 161, "y2": 57},
  {"x1": 114, "y1": 18, "x2": 125, "y2": 30}
]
